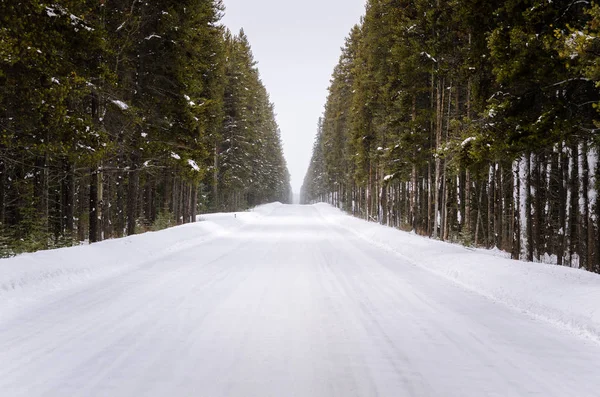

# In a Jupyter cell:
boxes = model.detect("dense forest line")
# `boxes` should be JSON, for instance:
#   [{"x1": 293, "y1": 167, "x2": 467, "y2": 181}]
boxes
[
  {"x1": 0, "y1": 0, "x2": 291, "y2": 256},
  {"x1": 302, "y1": 0, "x2": 600, "y2": 272}
]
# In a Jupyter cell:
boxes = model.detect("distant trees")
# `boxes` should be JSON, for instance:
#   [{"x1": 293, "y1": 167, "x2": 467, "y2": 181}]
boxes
[
  {"x1": 218, "y1": 30, "x2": 291, "y2": 210},
  {"x1": 0, "y1": 0, "x2": 290, "y2": 256},
  {"x1": 302, "y1": 0, "x2": 600, "y2": 273}
]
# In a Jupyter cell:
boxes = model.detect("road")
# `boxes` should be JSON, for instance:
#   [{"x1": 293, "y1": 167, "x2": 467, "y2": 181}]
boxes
[{"x1": 1, "y1": 205, "x2": 599, "y2": 396}]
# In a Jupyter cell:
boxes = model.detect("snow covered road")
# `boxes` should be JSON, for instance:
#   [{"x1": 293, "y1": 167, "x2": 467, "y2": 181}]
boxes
[{"x1": 1, "y1": 204, "x2": 600, "y2": 396}]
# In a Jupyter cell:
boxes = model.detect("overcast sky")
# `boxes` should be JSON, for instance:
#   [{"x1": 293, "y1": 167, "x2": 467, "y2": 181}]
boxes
[{"x1": 221, "y1": 0, "x2": 367, "y2": 194}]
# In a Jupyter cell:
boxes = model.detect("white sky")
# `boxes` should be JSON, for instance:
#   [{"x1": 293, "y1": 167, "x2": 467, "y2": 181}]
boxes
[{"x1": 221, "y1": 0, "x2": 367, "y2": 194}]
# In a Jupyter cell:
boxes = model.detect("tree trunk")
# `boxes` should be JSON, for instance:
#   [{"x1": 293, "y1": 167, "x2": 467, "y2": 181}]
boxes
[
  {"x1": 433, "y1": 78, "x2": 443, "y2": 239},
  {"x1": 557, "y1": 144, "x2": 567, "y2": 265},
  {"x1": 64, "y1": 161, "x2": 74, "y2": 239},
  {"x1": 213, "y1": 144, "x2": 219, "y2": 210},
  {"x1": 103, "y1": 171, "x2": 113, "y2": 239},
  {"x1": 465, "y1": 169, "x2": 471, "y2": 237},
  {"x1": 569, "y1": 143, "x2": 580, "y2": 267},
  {"x1": 512, "y1": 159, "x2": 521, "y2": 259},
  {"x1": 97, "y1": 168, "x2": 103, "y2": 241},
  {"x1": 89, "y1": 167, "x2": 99, "y2": 243},
  {"x1": 116, "y1": 170, "x2": 125, "y2": 238},
  {"x1": 582, "y1": 141, "x2": 591, "y2": 271},
  {"x1": 475, "y1": 182, "x2": 484, "y2": 246},
  {"x1": 487, "y1": 164, "x2": 494, "y2": 248},
  {"x1": 77, "y1": 177, "x2": 87, "y2": 242},
  {"x1": 595, "y1": 155, "x2": 600, "y2": 273},
  {"x1": 191, "y1": 182, "x2": 198, "y2": 223},
  {"x1": 526, "y1": 153, "x2": 533, "y2": 262},
  {"x1": 533, "y1": 154, "x2": 543, "y2": 261},
  {"x1": 127, "y1": 167, "x2": 139, "y2": 236},
  {"x1": 0, "y1": 159, "x2": 5, "y2": 227}
]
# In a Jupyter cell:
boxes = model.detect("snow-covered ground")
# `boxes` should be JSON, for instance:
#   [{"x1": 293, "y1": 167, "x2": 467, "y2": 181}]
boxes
[
  {"x1": 315, "y1": 203, "x2": 600, "y2": 343},
  {"x1": 1, "y1": 203, "x2": 600, "y2": 396},
  {"x1": 0, "y1": 205, "x2": 276, "y2": 318}
]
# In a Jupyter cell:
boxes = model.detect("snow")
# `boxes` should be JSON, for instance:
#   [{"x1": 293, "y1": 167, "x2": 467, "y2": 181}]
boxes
[
  {"x1": 461, "y1": 136, "x2": 476, "y2": 147},
  {"x1": 0, "y1": 205, "x2": 277, "y2": 318},
  {"x1": 1, "y1": 203, "x2": 600, "y2": 396},
  {"x1": 111, "y1": 100, "x2": 129, "y2": 110},
  {"x1": 315, "y1": 203, "x2": 600, "y2": 343},
  {"x1": 187, "y1": 159, "x2": 200, "y2": 172},
  {"x1": 46, "y1": 7, "x2": 93, "y2": 31},
  {"x1": 420, "y1": 51, "x2": 437, "y2": 62},
  {"x1": 46, "y1": 7, "x2": 58, "y2": 18}
]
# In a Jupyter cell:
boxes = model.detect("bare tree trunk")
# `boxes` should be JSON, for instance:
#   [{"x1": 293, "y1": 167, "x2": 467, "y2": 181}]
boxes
[
  {"x1": 487, "y1": 165, "x2": 494, "y2": 248},
  {"x1": 184, "y1": 182, "x2": 191, "y2": 224},
  {"x1": 569, "y1": 143, "x2": 580, "y2": 267},
  {"x1": 213, "y1": 144, "x2": 219, "y2": 210},
  {"x1": 475, "y1": 182, "x2": 484, "y2": 246},
  {"x1": 89, "y1": 167, "x2": 99, "y2": 243},
  {"x1": 526, "y1": 153, "x2": 533, "y2": 262},
  {"x1": 558, "y1": 144, "x2": 568, "y2": 265},
  {"x1": 411, "y1": 164, "x2": 417, "y2": 230},
  {"x1": 97, "y1": 167, "x2": 103, "y2": 241},
  {"x1": 103, "y1": 170, "x2": 113, "y2": 239},
  {"x1": 433, "y1": 78, "x2": 443, "y2": 239},
  {"x1": 497, "y1": 164, "x2": 504, "y2": 250},
  {"x1": 116, "y1": 170, "x2": 125, "y2": 238},
  {"x1": 77, "y1": 177, "x2": 86, "y2": 242},
  {"x1": 582, "y1": 141, "x2": 591, "y2": 270},
  {"x1": 465, "y1": 169, "x2": 471, "y2": 237},
  {"x1": 533, "y1": 154, "x2": 542, "y2": 261},
  {"x1": 191, "y1": 182, "x2": 198, "y2": 223},
  {"x1": 595, "y1": 157, "x2": 600, "y2": 273},
  {"x1": 367, "y1": 162, "x2": 372, "y2": 221},
  {"x1": 0, "y1": 158, "x2": 5, "y2": 227},
  {"x1": 144, "y1": 178, "x2": 153, "y2": 225},
  {"x1": 64, "y1": 161, "x2": 74, "y2": 239},
  {"x1": 512, "y1": 160, "x2": 521, "y2": 259},
  {"x1": 127, "y1": 167, "x2": 139, "y2": 236},
  {"x1": 172, "y1": 177, "x2": 180, "y2": 224},
  {"x1": 427, "y1": 161, "x2": 433, "y2": 236},
  {"x1": 89, "y1": 91, "x2": 101, "y2": 243},
  {"x1": 442, "y1": 166, "x2": 449, "y2": 241}
]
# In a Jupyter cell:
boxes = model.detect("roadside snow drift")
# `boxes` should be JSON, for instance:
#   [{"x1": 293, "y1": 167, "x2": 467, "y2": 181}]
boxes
[
  {"x1": 0, "y1": 203, "x2": 280, "y2": 317},
  {"x1": 315, "y1": 203, "x2": 600, "y2": 343}
]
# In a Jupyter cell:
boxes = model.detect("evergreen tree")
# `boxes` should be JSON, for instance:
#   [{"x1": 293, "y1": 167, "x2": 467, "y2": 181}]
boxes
[
  {"x1": 302, "y1": 0, "x2": 600, "y2": 273},
  {"x1": 0, "y1": 0, "x2": 290, "y2": 256},
  {"x1": 219, "y1": 30, "x2": 290, "y2": 210}
]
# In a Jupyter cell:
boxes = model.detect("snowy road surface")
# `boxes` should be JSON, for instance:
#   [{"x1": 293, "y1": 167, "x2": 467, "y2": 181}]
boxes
[{"x1": 1, "y1": 205, "x2": 600, "y2": 396}]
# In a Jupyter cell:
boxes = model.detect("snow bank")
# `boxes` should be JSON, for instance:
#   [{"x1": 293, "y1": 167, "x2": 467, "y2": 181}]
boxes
[
  {"x1": 0, "y1": 203, "x2": 282, "y2": 317},
  {"x1": 315, "y1": 203, "x2": 600, "y2": 343}
]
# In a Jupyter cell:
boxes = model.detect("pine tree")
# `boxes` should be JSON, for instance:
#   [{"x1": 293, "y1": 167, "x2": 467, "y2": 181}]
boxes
[
  {"x1": 302, "y1": 0, "x2": 600, "y2": 273},
  {"x1": 0, "y1": 0, "x2": 290, "y2": 256}
]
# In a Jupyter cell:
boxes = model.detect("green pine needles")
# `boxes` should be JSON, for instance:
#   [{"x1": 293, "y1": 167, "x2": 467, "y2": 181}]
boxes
[
  {"x1": 0, "y1": 0, "x2": 291, "y2": 255},
  {"x1": 302, "y1": 0, "x2": 600, "y2": 272}
]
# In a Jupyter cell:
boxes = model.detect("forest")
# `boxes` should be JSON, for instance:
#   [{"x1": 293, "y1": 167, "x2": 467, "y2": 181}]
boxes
[
  {"x1": 0, "y1": 0, "x2": 291, "y2": 256},
  {"x1": 302, "y1": 0, "x2": 600, "y2": 272}
]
